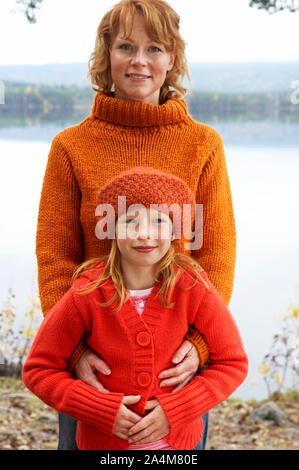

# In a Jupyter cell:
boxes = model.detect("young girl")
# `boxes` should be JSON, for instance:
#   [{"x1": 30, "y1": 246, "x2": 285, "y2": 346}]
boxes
[{"x1": 23, "y1": 167, "x2": 248, "y2": 450}]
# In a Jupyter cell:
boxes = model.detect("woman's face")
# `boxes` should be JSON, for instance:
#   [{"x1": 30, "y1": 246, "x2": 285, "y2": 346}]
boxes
[
  {"x1": 110, "y1": 12, "x2": 174, "y2": 105},
  {"x1": 116, "y1": 207, "x2": 173, "y2": 269}
]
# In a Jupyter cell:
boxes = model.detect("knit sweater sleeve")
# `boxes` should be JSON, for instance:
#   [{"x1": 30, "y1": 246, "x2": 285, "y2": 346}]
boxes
[
  {"x1": 22, "y1": 281, "x2": 124, "y2": 435},
  {"x1": 155, "y1": 274, "x2": 248, "y2": 431},
  {"x1": 36, "y1": 135, "x2": 88, "y2": 368},
  {"x1": 36, "y1": 134, "x2": 83, "y2": 316},
  {"x1": 192, "y1": 134, "x2": 236, "y2": 306}
]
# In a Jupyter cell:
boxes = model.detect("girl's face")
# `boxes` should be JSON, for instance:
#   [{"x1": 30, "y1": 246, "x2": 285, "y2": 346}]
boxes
[
  {"x1": 109, "y1": 12, "x2": 174, "y2": 105},
  {"x1": 116, "y1": 207, "x2": 173, "y2": 269}
]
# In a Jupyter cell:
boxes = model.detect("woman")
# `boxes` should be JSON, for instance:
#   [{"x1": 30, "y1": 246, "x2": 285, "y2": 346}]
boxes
[{"x1": 35, "y1": 0, "x2": 236, "y2": 450}]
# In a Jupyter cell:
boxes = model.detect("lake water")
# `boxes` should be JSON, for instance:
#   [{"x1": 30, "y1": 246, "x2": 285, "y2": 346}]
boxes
[{"x1": 0, "y1": 119, "x2": 298, "y2": 401}]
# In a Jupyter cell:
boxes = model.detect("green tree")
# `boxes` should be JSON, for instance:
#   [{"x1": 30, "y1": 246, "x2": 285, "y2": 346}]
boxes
[
  {"x1": 16, "y1": 0, "x2": 42, "y2": 23},
  {"x1": 250, "y1": 0, "x2": 299, "y2": 13}
]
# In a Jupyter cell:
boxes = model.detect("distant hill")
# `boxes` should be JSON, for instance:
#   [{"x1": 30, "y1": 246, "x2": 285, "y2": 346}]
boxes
[{"x1": 0, "y1": 62, "x2": 298, "y2": 93}]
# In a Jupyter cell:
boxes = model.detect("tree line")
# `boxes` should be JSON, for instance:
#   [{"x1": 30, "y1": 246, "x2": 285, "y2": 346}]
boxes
[{"x1": 1, "y1": 82, "x2": 298, "y2": 124}]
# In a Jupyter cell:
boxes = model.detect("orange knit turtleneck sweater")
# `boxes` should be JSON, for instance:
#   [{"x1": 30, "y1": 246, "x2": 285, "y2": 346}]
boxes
[{"x1": 36, "y1": 92, "x2": 236, "y2": 365}]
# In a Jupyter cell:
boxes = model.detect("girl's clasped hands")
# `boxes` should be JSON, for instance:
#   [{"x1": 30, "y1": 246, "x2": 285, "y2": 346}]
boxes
[{"x1": 113, "y1": 396, "x2": 170, "y2": 444}]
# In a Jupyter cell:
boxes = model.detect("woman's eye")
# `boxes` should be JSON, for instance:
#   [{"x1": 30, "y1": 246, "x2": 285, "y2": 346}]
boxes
[
  {"x1": 149, "y1": 46, "x2": 162, "y2": 53},
  {"x1": 126, "y1": 218, "x2": 137, "y2": 224},
  {"x1": 119, "y1": 43, "x2": 131, "y2": 50}
]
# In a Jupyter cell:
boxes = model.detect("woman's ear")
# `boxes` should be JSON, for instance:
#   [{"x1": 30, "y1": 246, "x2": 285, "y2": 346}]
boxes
[{"x1": 167, "y1": 55, "x2": 175, "y2": 72}]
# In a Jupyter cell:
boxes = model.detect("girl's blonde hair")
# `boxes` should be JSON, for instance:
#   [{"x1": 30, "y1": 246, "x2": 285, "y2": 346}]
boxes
[
  {"x1": 72, "y1": 239, "x2": 210, "y2": 314},
  {"x1": 87, "y1": 0, "x2": 190, "y2": 103}
]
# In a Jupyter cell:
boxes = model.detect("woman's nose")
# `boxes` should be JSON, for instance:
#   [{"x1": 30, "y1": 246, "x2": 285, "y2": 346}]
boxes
[{"x1": 130, "y1": 49, "x2": 147, "y2": 66}]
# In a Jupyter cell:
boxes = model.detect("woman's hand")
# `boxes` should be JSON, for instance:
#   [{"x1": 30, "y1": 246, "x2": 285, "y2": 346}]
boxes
[
  {"x1": 127, "y1": 399, "x2": 170, "y2": 444},
  {"x1": 158, "y1": 340, "x2": 199, "y2": 393},
  {"x1": 73, "y1": 348, "x2": 112, "y2": 393},
  {"x1": 113, "y1": 395, "x2": 142, "y2": 440}
]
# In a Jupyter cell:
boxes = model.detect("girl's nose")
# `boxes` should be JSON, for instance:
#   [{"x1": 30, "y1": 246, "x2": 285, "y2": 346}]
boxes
[
  {"x1": 138, "y1": 222, "x2": 160, "y2": 240},
  {"x1": 137, "y1": 223, "x2": 150, "y2": 239}
]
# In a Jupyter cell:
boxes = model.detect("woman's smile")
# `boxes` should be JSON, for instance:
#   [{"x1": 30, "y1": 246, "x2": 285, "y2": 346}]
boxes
[
  {"x1": 110, "y1": 12, "x2": 174, "y2": 105},
  {"x1": 126, "y1": 73, "x2": 151, "y2": 80}
]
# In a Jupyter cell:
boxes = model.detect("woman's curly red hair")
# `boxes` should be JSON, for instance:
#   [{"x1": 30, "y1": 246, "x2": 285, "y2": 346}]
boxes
[{"x1": 87, "y1": 0, "x2": 190, "y2": 103}]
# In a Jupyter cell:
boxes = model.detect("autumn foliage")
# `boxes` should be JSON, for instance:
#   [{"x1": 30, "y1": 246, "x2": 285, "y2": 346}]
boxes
[
  {"x1": 259, "y1": 286, "x2": 299, "y2": 397},
  {"x1": 0, "y1": 285, "x2": 42, "y2": 376}
]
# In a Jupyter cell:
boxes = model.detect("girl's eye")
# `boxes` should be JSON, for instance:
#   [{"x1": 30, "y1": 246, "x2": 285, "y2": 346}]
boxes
[
  {"x1": 126, "y1": 218, "x2": 137, "y2": 224},
  {"x1": 153, "y1": 218, "x2": 164, "y2": 223}
]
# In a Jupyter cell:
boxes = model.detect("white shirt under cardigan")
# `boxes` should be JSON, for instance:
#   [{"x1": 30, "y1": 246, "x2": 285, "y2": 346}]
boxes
[{"x1": 128, "y1": 287, "x2": 174, "y2": 451}]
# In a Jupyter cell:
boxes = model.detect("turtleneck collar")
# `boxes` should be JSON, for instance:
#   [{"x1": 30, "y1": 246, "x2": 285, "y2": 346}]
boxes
[{"x1": 91, "y1": 91, "x2": 189, "y2": 127}]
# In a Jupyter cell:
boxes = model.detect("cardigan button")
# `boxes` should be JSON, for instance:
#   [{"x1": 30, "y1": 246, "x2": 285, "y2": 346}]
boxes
[
  {"x1": 136, "y1": 331, "x2": 151, "y2": 347},
  {"x1": 137, "y1": 372, "x2": 151, "y2": 387}
]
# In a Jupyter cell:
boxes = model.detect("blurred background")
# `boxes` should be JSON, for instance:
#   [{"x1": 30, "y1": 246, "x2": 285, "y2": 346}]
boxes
[{"x1": 0, "y1": 0, "x2": 298, "y2": 410}]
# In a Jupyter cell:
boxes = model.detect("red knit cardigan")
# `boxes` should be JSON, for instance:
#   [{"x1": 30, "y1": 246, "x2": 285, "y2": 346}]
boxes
[{"x1": 23, "y1": 263, "x2": 248, "y2": 450}]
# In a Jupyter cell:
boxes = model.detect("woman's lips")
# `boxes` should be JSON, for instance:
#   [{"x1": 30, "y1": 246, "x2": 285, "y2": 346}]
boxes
[
  {"x1": 126, "y1": 74, "x2": 151, "y2": 81},
  {"x1": 133, "y1": 246, "x2": 157, "y2": 253}
]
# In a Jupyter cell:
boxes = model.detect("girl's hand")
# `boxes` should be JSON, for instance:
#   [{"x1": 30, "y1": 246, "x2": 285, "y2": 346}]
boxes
[
  {"x1": 113, "y1": 395, "x2": 142, "y2": 440},
  {"x1": 127, "y1": 399, "x2": 170, "y2": 444},
  {"x1": 74, "y1": 348, "x2": 112, "y2": 393},
  {"x1": 158, "y1": 340, "x2": 199, "y2": 393}
]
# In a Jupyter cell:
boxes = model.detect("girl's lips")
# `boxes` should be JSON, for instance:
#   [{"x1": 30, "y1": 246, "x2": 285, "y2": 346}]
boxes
[{"x1": 133, "y1": 246, "x2": 157, "y2": 252}]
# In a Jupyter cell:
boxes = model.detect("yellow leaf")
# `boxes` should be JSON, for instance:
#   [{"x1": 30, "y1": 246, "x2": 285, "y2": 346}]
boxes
[
  {"x1": 293, "y1": 308, "x2": 299, "y2": 318},
  {"x1": 275, "y1": 373, "x2": 281, "y2": 384},
  {"x1": 259, "y1": 363, "x2": 269, "y2": 375}
]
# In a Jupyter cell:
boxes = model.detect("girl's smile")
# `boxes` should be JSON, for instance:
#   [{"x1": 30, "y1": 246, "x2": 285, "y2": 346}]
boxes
[
  {"x1": 115, "y1": 208, "x2": 173, "y2": 289},
  {"x1": 132, "y1": 246, "x2": 158, "y2": 252}
]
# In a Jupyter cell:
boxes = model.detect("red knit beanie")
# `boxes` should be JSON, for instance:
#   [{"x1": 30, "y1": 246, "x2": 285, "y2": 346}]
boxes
[{"x1": 95, "y1": 166, "x2": 195, "y2": 241}]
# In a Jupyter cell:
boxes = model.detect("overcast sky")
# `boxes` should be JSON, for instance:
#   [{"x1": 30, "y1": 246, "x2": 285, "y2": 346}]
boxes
[{"x1": 0, "y1": 0, "x2": 298, "y2": 65}]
